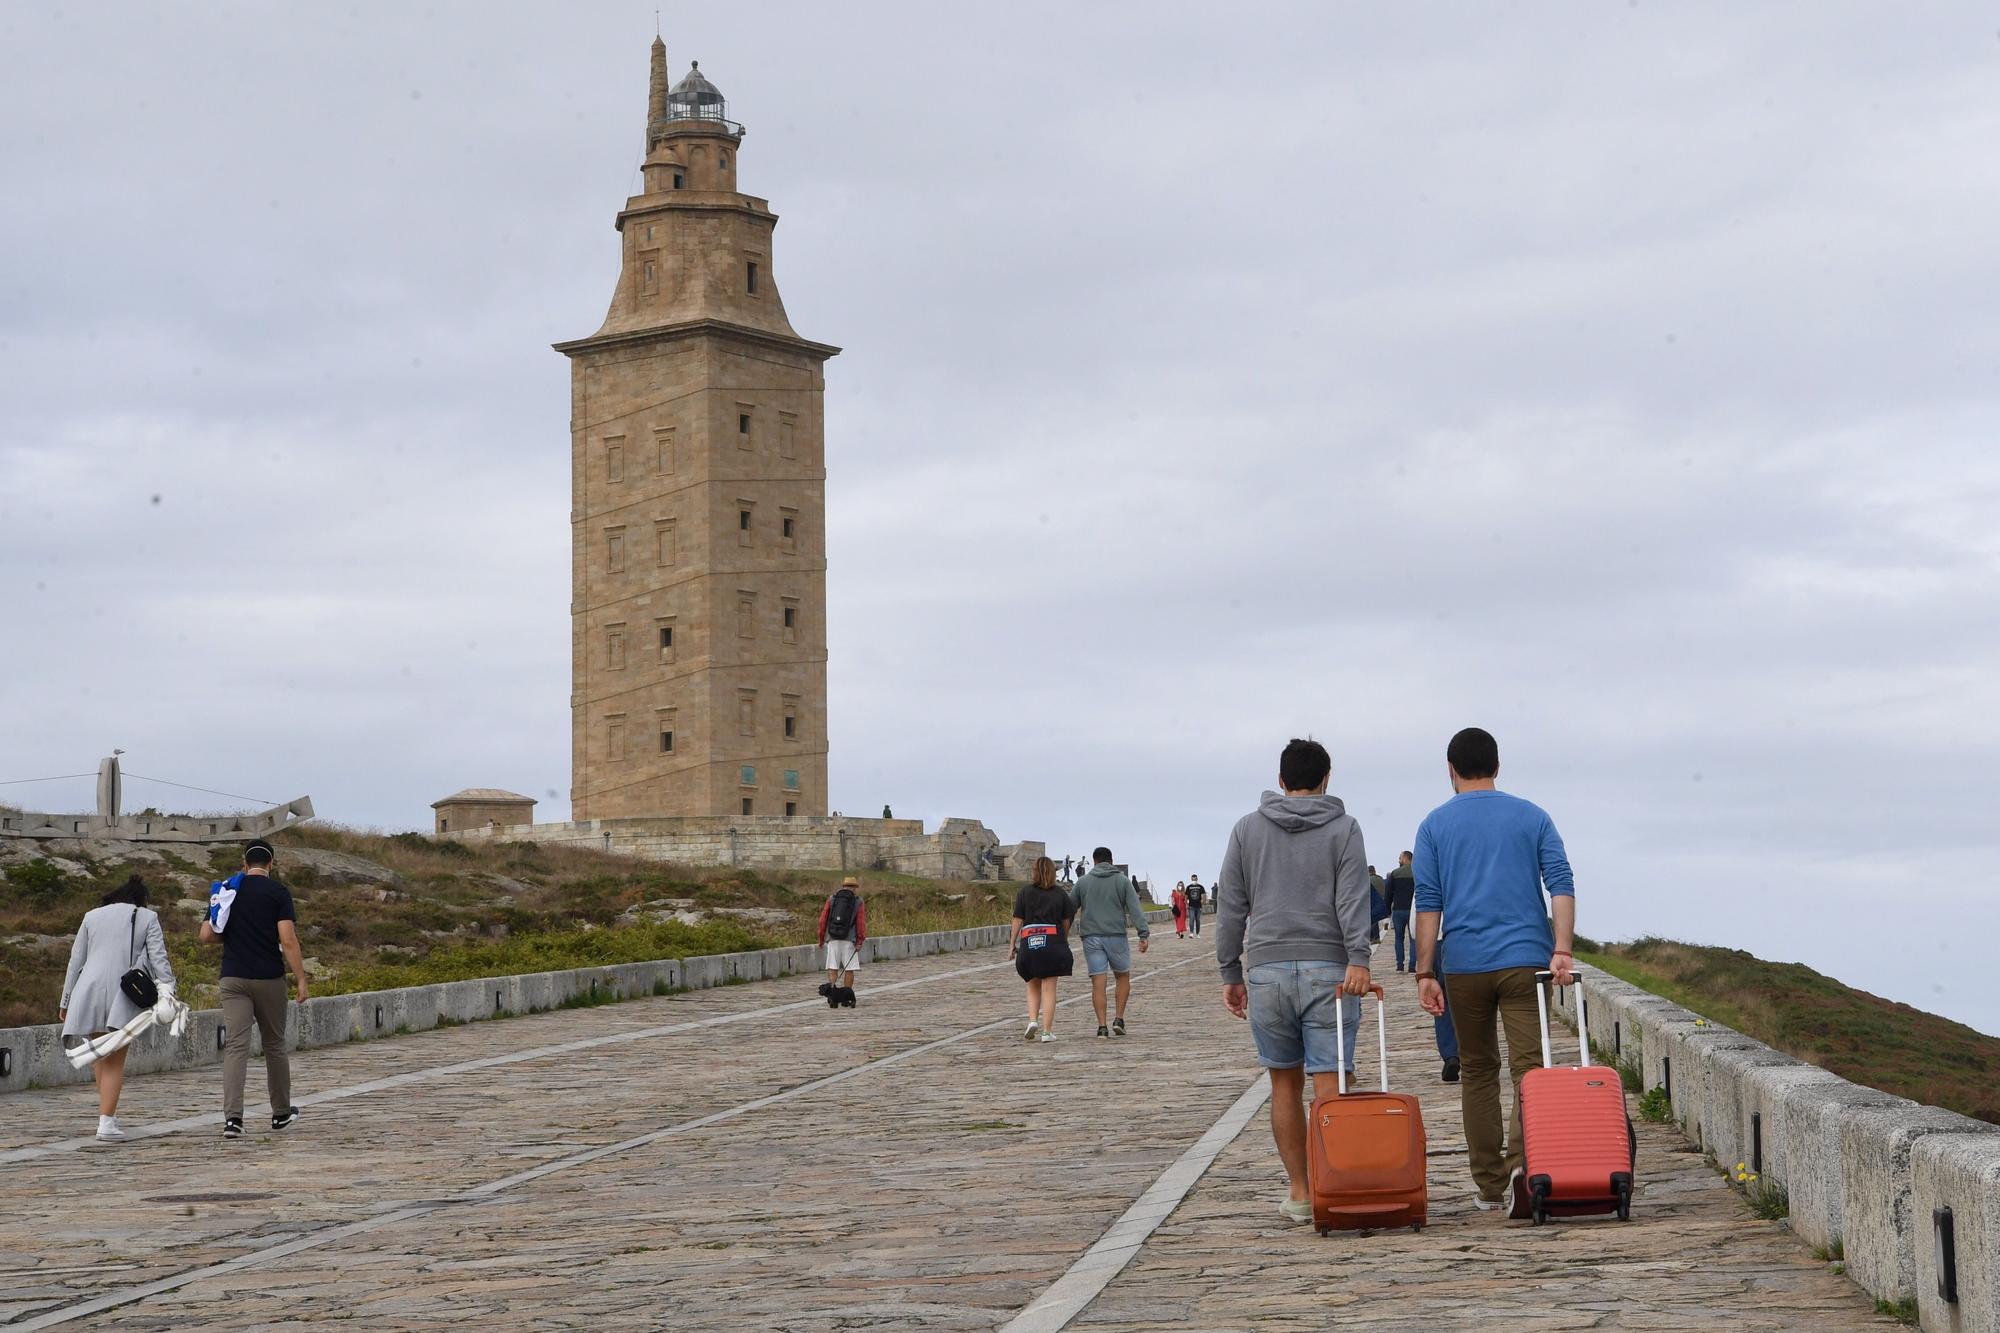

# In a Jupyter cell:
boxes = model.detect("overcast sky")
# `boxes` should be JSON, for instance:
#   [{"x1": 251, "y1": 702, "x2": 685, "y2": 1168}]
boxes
[{"x1": 3, "y1": 3, "x2": 1996, "y2": 1035}]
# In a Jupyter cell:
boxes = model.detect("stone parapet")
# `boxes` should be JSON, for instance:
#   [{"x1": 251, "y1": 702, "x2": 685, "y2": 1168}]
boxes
[
  {"x1": 453, "y1": 813, "x2": 1038, "y2": 882},
  {"x1": 1549, "y1": 965, "x2": 1999, "y2": 1330}
]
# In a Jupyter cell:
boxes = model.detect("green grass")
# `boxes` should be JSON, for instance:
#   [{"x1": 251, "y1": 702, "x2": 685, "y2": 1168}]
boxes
[
  {"x1": 326, "y1": 920, "x2": 771, "y2": 994},
  {"x1": 1636, "y1": 1086, "x2": 1673, "y2": 1123},
  {"x1": 1873, "y1": 1297, "x2": 1917, "y2": 1324},
  {"x1": 1578, "y1": 938, "x2": 1998, "y2": 1125}
]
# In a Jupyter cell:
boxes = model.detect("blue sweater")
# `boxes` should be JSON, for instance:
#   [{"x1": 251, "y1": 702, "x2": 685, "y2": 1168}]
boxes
[{"x1": 1413, "y1": 789, "x2": 1573, "y2": 975}]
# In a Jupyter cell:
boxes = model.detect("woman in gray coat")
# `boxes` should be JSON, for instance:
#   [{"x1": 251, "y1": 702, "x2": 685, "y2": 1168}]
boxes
[{"x1": 60, "y1": 876, "x2": 174, "y2": 1142}]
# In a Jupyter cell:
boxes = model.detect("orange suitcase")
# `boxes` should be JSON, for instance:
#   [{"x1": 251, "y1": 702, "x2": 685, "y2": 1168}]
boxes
[
  {"x1": 1521, "y1": 968, "x2": 1637, "y2": 1223},
  {"x1": 1307, "y1": 984, "x2": 1428, "y2": 1234}
]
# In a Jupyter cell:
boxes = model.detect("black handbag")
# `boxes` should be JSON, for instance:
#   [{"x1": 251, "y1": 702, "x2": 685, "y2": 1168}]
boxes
[{"x1": 119, "y1": 905, "x2": 160, "y2": 1009}]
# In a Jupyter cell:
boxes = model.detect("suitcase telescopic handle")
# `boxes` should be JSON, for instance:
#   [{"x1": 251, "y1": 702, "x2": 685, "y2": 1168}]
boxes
[
  {"x1": 1333, "y1": 983, "x2": 1389, "y2": 1095},
  {"x1": 1533, "y1": 967, "x2": 1591, "y2": 1069}
]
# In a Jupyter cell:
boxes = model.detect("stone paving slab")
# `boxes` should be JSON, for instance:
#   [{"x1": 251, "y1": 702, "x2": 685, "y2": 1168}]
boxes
[{"x1": 0, "y1": 935, "x2": 1890, "y2": 1329}]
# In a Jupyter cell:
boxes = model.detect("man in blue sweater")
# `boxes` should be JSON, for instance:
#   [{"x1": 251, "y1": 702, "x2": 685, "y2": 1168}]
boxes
[{"x1": 1413, "y1": 727, "x2": 1576, "y2": 1218}]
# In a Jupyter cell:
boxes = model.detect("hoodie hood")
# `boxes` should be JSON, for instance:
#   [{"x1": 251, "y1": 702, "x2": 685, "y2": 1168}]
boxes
[
  {"x1": 1082, "y1": 863, "x2": 1122, "y2": 878},
  {"x1": 1257, "y1": 790, "x2": 1348, "y2": 833}
]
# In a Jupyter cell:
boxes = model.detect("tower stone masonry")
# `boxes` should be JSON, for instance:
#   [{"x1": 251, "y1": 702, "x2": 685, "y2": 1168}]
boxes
[{"x1": 557, "y1": 37, "x2": 837, "y2": 821}]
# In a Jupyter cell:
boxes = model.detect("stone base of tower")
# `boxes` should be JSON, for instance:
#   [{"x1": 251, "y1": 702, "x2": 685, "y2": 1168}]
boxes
[{"x1": 444, "y1": 813, "x2": 1045, "y2": 883}]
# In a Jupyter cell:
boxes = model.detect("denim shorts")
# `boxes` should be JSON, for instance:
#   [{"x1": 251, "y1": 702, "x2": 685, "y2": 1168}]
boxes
[
  {"x1": 1081, "y1": 934, "x2": 1132, "y2": 976},
  {"x1": 1246, "y1": 960, "x2": 1363, "y2": 1075}
]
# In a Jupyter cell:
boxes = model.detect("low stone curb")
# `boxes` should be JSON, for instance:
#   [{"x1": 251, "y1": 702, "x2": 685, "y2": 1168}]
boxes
[
  {"x1": 0, "y1": 910, "x2": 1173, "y2": 1098},
  {"x1": 1548, "y1": 966, "x2": 2000, "y2": 1332}
]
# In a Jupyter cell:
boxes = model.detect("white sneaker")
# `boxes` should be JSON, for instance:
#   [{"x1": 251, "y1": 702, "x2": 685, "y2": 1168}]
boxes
[
  {"x1": 1278, "y1": 1198, "x2": 1313, "y2": 1225},
  {"x1": 1472, "y1": 1196, "x2": 1504, "y2": 1212},
  {"x1": 1038, "y1": 1030, "x2": 1058, "y2": 1043},
  {"x1": 96, "y1": 1115, "x2": 126, "y2": 1143},
  {"x1": 1023, "y1": 1020, "x2": 1041, "y2": 1041}
]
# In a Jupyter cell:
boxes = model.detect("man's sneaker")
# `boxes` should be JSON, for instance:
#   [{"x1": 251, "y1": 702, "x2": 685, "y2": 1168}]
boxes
[
  {"x1": 1023, "y1": 1020, "x2": 1041, "y2": 1041},
  {"x1": 1038, "y1": 1030, "x2": 1058, "y2": 1043},
  {"x1": 1441, "y1": 1058, "x2": 1461, "y2": 1083},
  {"x1": 1112, "y1": 1017, "x2": 1127, "y2": 1037},
  {"x1": 95, "y1": 1115, "x2": 126, "y2": 1143},
  {"x1": 222, "y1": 1117, "x2": 243, "y2": 1139},
  {"x1": 272, "y1": 1107, "x2": 300, "y2": 1131},
  {"x1": 1472, "y1": 1195, "x2": 1504, "y2": 1212},
  {"x1": 1278, "y1": 1197, "x2": 1313, "y2": 1225},
  {"x1": 1096, "y1": 1025, "x2": 1110, "y2": 1039},
  {"x1": 1508, "y1": 1168, "x2": 1534, "y2": 1220}
]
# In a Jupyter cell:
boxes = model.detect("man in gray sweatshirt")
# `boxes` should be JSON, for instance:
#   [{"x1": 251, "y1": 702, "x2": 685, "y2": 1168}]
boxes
[
  {"x1": 1069, "y1": 848, "x2": 1151, "y2": 1037},
  {"x1": 1216, "y1": 738, "x2": 1374, "y2": 1225}
]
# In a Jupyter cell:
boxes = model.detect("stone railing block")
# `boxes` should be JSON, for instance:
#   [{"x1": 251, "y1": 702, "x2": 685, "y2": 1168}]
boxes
[
  {"x1": 1699, "y1": 1042, "x2": 1803, "y2": 1176},
  {"x1": 1778, "y1": 1078, "x2": 1913, "y2": 1255},
  {"x1": 1910, "y1": 1131, "x2": 2000, "y2": 1333},
  {"x1": 1740, "y1": 1063, "x2": 1848, "y2": 1192},
  {"x1": 1839, "y1": 1105, "x2": 2000, "y2": 1306}
]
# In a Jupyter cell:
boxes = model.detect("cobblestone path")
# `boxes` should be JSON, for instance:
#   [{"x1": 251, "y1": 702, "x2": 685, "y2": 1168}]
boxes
[{"x1": 0, "y1": 934, "x2": 1887, "y2": 1329}]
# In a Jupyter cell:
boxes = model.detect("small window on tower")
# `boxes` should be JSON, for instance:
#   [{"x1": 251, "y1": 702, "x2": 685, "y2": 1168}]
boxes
[
  {"x1": 746, "y1": 261, "x2": 759, "y2": 295},
  {"x1": 659, "y1": 625, "x2": 674, "y2": 650},
  {"x1": 741, "y1": 766, "x2": 757, "y2": 787},
  {"x1": 784, "y1": 770, "x2": 800, "y2": 791},
  {"x1": 742, "y1": 798, "x2": 754, "y2": 816},
  {"x1": 739, "y1": 510, "x2": 751, "y2": 531},
  {"x1": 784, "y1": 706, "x2": 797, "y2": 740},
  {"x1": 659, "y1": 729, "x2": 675, "y2": 754},
  {"x1": 673, "y1": 171, "x2": 685, "y2": 190},
  {"x1": 720, "y1": 151, "x2": 729, "y2": 170},
  {"x1": 606, "y1": 527, "x2": 626, "y2": 573},
  {"x1": 607, "y1": 626, "x2": 626, "y2": 671},
  {"x1": 738, "y1": 413, "x2": 751, "y2": 435},
  {"x1": 606, "y1": 442, "x2": 624, "y2": 483},
  {"x1": 782, "y1": 517, "x2": 796, "y2": 539},
  {"x1": 785, "y1": 802, "x2": 796, "y2": 817}
]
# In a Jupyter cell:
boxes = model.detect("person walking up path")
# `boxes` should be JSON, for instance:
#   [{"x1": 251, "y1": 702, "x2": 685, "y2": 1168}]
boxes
[
  {"x1": 1070, "y1": 848, "x2": 1150, "y2": 1037},
  {"x1": 59, "y1": 876, "x2": 176, "y2": 1143},
  {"x1": 1171, "y1": 882, "x2": 1189, "y2": 939},
  {"x1": 1385, "y1": 851, "x2": 1417, "y2": 972},
  {"x1": 1413, "y1": 727, "x2": 1576, "y2": 1216},
  {"x1": 1009, "y1": 856, "x2": 1075, "y2": 1042},
  {"x1": 200, "y1": 840, "x2": 306, "y2": 1139},
  {"x1": 817, "y1": 876, "x2": 867, "y2": 1007},
  {"x1": 1215, "y1": 738, "x2": 1374, "y2": 1224},
  {"x1": 1184, "y1": 876, "x2": 1206, "y2": 936}
]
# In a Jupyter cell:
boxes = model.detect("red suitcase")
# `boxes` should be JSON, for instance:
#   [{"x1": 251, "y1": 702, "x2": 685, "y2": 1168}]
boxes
[
  {"x1": 1520, "y1": 968, "x2": 1637, "y2": 1223},
  {"x1": 1307, "y1": 984, "x2": 1428, "y2": 1234}
]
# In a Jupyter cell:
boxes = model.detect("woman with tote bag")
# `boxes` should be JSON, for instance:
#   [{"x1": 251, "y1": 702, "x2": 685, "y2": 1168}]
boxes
[{"x1": 59, "y1": 876, "x2": 175, "y2": 1142}]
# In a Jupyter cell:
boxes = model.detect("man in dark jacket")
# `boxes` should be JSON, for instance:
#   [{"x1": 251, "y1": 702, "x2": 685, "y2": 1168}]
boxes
[
  {"x1": 1386, "y1": 851, "x2": 1418, "y2": 971},
  {"x1": 199, "y1": 839, "x2": 306, "y2": 1139},
  {"x1": 1216, "y1": 738, "x2": 1373, "y2": 1225}
]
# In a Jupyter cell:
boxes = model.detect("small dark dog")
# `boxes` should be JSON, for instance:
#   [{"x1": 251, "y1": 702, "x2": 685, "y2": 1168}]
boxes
[
  {"x1": 833, "y1": 985, "x2": 857, "y2": 1008},
  {"x1": 817, "y1": 982, "x2": 837, "y2": 1008}
]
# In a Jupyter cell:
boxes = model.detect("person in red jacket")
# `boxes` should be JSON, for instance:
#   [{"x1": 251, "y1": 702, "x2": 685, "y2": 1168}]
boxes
[{"x1": 816, "y1": 876, "x2": 867, "y2": 1008}]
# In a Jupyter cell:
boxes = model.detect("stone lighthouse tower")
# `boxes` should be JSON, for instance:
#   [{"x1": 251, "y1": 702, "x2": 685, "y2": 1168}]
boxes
[{"x1": 557, "y1": 37, "x2": 838, "y2": 821}]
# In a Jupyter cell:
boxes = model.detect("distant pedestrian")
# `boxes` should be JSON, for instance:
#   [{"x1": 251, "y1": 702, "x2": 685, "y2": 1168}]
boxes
[
  {"x1": 200, "y1": 840, "x2": 306, "y2": 1139},
  {"x1": 817, "y1": 876, "x2": 867, "y2": 1008},
  {"x1": 59, "y1": 876, "x2": 175, "y2": 1143},
  {"x1": 1060, "y1": 855, "x2": 1074, "y2": 883},
  {"x1": 1171, "y1": 882, "x2": 1189, "y2": 938},
  {"x1": 1215, "y1": 738, "x2": 1372, "y2": 1225},
  {"x1": 1385, "y1": 851, "x2": 1417, "y2": 972},
  {"x1": 882, "y1": 804, "x2": 893, "y2": 820},
  {"x1": 1368, "y1": 865, "x2": 1388, "y2": 943},
  {"x1": 1185, "y1": 875, "x2": 1207, "y2": 936},
  {"x1": 1413, "y1": 727, "x2": 1577, "y2": 1217},
  {"x1": 1070, "y1": 848, "x2": 1151, "y2": 1037},
  {"x1": 1010, "y1": 856, "x2": 1075, "y2": 1042}
]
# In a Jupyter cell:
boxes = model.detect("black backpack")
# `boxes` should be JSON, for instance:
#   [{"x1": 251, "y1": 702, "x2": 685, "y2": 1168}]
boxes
[{"x1": 824, "y1": 889, "x2": 859, "y2": 941}]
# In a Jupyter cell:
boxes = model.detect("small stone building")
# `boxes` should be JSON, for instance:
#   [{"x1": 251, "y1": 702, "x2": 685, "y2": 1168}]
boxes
[{"x1": 431, "y1": 789, "x2": 537, "y2": 835}]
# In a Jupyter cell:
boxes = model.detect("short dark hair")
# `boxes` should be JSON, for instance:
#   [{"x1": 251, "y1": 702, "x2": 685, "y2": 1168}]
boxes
[
  {"x1": 101, "y1": 874, "x2": 148, "y2": 908},
  {"x1": 1093, "y1": 847, "x2": 1113, "y2": 864},
  {"x1": 244, "y1": 840, "x2": 275, "y2": 867},
  {"x1": 1447, "y1": 727, "x2": 1500, "y2": 780},
  {"x1": 1278, "y1": 738, "x2": 1331, "y2": 792}
]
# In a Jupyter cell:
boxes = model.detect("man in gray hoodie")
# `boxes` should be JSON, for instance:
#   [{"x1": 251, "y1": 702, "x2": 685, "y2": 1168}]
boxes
[
  {"x1": 1216, "y1": 737, "x2": 1374, "y2": 1225},
  {"x1": 1069, "y1": 848, "x2": 1151, "y2": 1037}
]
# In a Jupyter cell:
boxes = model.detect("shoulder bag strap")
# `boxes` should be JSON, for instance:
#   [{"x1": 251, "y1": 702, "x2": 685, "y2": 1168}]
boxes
[{"x1": 128, "y1": 905, "x2": 141, "y2": 968}]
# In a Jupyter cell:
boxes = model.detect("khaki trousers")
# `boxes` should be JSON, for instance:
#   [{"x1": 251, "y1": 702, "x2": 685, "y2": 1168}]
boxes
[
  {"x1": 220, "y1": 976, "x2": 292, "y2": 1119},
  {"x1": 1444, "y1": 967, "x2": 1545, "y2": 1201}
]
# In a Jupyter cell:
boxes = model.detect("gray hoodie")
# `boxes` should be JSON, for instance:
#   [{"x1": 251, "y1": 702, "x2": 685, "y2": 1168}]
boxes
[
  {"x1": 1069, "y1": 864, "x2": 1151, "y2": 940},
  {"x1": 1214, "y1": 791, "x2": 1372, "y2": 986}
]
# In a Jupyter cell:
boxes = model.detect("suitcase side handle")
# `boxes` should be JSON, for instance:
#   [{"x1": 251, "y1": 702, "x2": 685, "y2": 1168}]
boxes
[
  {"x1": 1333, "y1": 983, "x2": 1390, "y2": 1095},
  {"x1": 1533, "y1": 966, "x2": 1592, "y2": 1069}
]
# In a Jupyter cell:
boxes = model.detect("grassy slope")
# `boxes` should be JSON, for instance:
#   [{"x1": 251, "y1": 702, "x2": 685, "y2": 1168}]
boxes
[
  {"x1": 0, "y1": 824, "x2": 1025, "y2": 1025},
  {"x1": 1577, "y1": 938, "x2": 1997, "y2": 1125}
]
